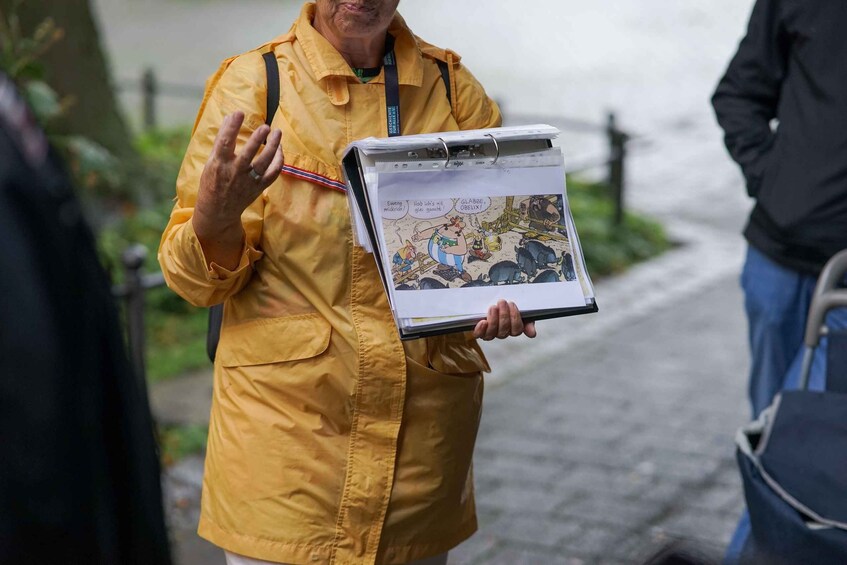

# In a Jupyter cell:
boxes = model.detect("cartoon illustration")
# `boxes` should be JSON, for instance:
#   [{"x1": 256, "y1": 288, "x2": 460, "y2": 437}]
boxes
[
  {"x1": 515, "y1": 246, "x2": 537, "y2": 278},
  {"x1": 392, "y1": 240, "x2": 418, "y2": 274},
  {"x1": 487, "y1": 260, "x2": 524, "y2": 285},
  {"x1": 469, "y1": 234, "x2": 491, "y2": 262},
  {"x1": 467, "y1": 216, "x2": 493, "y2": 262},
  {"x1": 519, "y1": 195, "x2": 562, "y2": 240},
  {"x1": 382, "y1": 194, "x2": 578, "y2": 290},
  {"x1": 412, "y1": 216, "x2": 472, "y2": 283},
  {"x1": 533, "y1": 269, "x2": 561, "y2": 283},
  {"x1": 520, "y1": 239, "x2": 559, "y2": 270},
  {"x1": 561, "y1": 252, "x2": 577, "y2": 281},
  {"x1": 418, "y1": 277, "x2": 448, "y2": 290}
]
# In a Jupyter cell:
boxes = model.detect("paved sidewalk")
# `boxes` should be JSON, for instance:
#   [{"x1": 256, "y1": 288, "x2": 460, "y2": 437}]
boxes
[{"x1": 457, "y1": 272, "x2": 747, "y2": 564}]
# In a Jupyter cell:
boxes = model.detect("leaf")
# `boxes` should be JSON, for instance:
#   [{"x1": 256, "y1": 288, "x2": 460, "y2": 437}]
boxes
[
  {"x1": 61, "y1": 135, "x2": 123, "y2": 189},
  {"x1": 22, "y1": 80, "x2": 61, "y2": 122}
]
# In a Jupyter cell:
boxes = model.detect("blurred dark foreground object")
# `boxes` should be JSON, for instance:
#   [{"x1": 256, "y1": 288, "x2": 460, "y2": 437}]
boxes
[
  {"x1": 0, "y1": 73, "x2": 171, "y2": 563},
  {"x1": 735, "y1": 250, "x2": 847, "y2": 564},
  {"x1": 640, "y1": 540, "x2": 719, "y2": 565}
]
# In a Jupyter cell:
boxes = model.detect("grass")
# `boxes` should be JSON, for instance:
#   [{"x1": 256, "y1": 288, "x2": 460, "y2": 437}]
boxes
[
  {"x1": 158, "y1": 424, "x2": 209, "y2": 467},
  {"x1": 567, "y1": 177, "x2": 671, "y2": 278},
  {"x1": 146, "y1": 299, "x2": 209, "y2": 383}
]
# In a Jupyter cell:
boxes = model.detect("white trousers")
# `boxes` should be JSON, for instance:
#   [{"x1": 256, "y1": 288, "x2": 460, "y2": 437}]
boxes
[{"x1": 225, "y1": 550, "x2": 449, "y2": 565}]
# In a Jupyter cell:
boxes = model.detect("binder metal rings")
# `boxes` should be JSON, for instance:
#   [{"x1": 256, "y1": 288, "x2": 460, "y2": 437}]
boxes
[
  {"x1": 436, "y1": 135, "x2": 501, "y2": 168},
  {"x1": 486, "y1": 133, "x2": 501, "y2": 166},
  {"x1": 437, "y1": 137, "x2": 450, "y2": 168}
]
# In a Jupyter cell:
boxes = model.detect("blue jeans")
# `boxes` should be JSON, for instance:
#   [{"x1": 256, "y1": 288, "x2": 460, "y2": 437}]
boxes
[{"x1": 725, "y1": 245, "x2": 847, "y2": 563}]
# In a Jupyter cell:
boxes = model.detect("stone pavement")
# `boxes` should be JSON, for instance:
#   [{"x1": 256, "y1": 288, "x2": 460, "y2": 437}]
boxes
[{"x1": 154, "y1": 109, "x2": 755, "y2": 564}]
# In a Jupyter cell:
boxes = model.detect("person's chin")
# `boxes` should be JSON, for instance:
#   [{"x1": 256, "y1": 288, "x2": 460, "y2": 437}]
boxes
[{"x1": 335, "y1": 6, "x2": 381, "y2": 29}]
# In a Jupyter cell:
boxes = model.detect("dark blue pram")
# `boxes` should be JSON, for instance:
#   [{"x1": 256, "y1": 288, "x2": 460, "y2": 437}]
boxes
[{"x1": 734, "y1": 250, "x2": 847, "y2": 564}]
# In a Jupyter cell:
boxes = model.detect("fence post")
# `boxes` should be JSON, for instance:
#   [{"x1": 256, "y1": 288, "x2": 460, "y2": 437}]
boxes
[
  {"x1": 141, "y1": 67, "x2": 157, "y2": 132},
  {"x1": 606, "y1": 112, "x2": 627, "y2": 226},
  {"x1": 122, "y1": 244, "x2": 148, "y2": 383}
]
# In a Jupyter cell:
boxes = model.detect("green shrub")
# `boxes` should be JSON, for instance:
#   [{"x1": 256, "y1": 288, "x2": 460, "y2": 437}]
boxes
[
  {"x1": 99, "y1": 126, "x2": 207, "y2": 383},
  {"x1": 567, "y1": 177, "x2": 670, "y2": 278}
]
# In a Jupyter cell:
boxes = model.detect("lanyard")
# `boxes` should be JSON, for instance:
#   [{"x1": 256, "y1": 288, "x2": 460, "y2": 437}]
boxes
[{"x1": 383, "y1": 34, "x2": 401, "y2": 137}]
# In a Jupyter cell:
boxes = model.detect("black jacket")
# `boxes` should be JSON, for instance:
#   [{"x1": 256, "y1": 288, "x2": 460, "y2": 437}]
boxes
[
  {"x1": 0, "y1": 74, "x2": 171, "y2": 564},
  {"x1": 712, "y1": 0, "x2": 847, "y2": 274}
]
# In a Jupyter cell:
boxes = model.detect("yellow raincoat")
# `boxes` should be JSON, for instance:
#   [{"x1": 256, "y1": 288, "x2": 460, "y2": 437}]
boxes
[{"x1": 159, "y1": 4, "x2": 501, "y2": 564}]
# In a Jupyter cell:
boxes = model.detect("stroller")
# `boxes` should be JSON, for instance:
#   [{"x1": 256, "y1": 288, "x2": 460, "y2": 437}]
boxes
[{"x1": 735, "y1": 250, "x2": 847, "y2": 564}]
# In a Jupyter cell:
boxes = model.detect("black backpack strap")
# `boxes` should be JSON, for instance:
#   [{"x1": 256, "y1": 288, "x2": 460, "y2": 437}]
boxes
[
  {"x1": 206, "y1": 304, "x2": 225, "y2": 363},
  {"x1": 207, "y1": 50, "x2": 280, "y2": 364},
  {"x1": 436, "y1": 59, "x2": 452, "y2": 109},
  {"x1": 262, "y1": 51, "x2": 280, "y2": 126}
]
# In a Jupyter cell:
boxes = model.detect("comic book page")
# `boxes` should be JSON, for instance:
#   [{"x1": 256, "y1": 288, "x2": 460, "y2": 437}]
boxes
[{"x1": 373, "y1": 158, "x2": 588, "y2": 319}]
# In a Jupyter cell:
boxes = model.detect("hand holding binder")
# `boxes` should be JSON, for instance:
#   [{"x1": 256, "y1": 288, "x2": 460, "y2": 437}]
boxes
[{"x1": 473, "y1": 299, "x2": 538, "y2": 341}]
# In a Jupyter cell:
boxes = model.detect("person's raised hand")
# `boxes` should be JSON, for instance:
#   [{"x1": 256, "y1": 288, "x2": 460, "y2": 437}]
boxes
[
  {"x1": 192, "y1": 112, "x2": 283, "y2": 269},
  {"x1": 473, "y1": 299, "x2": 537, "y2": 341}
]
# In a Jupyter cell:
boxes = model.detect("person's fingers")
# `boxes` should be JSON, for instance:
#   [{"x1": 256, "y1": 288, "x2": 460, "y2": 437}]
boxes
[
  {"x1": 236, "y1": 124, "x2": 271, "y2": 171},
  {"x1": 213, "y1": 112, "x2": 244, "y2": 159},
  {"x1": 496, "y1": 299, "x2": 510, "y2": 339},
  {"x1": 524, "y1": 320, "x2": 537, "y2": 338},
  {"x1": 484, "y1": 305, "x2": 499, "y2": 341},
  {"x1": 473, "y1": 319, "x2": 488, "y2": 339},
  {"x1": 508, "y1": 301, "x2": 523, "y2": 337},
  {"x1": 260, "y1": 144, "x2": 285, "y2": 185},
  {"x1": 249, "y1": 129, "x2": 282, "y2": 177}
]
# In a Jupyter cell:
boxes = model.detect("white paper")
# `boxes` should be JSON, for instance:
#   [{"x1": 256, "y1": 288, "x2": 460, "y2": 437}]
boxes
[{"x1": 373, "y1": 160, "x2": 587, "y2": 319}]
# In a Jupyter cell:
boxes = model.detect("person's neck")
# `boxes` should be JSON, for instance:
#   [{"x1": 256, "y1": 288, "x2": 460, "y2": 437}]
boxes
[{"x1": 313, "y1": 21, "x2": 387, "y2": 68}]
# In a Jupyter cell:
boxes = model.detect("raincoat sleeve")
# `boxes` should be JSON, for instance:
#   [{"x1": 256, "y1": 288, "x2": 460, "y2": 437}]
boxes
[
  {"x1": 158, "y1": 52, "x2": 267, "y2": 307},
  {"x1": 711, "y1": 0, "x2": 787, "y2": 197},
  {"x1": 453, "y1": 62, "x2": 502, "y2": 130}
]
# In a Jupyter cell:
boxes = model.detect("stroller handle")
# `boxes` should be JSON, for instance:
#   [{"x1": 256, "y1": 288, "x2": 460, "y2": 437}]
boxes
[
  {"x1": 804, "y1": 249, "x2": 847, "y2": 349},
  {"x1": 799, "y1": 249, "x2": 847, "y2": 390}
]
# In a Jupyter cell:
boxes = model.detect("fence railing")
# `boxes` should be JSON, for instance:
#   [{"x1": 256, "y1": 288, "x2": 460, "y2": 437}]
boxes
[
  {"x1": 111, "y1": 244, "x2": 166, "y2": 383},
  {"x1": 117, "y1": 67, "x2": 204, "y2": 132}
]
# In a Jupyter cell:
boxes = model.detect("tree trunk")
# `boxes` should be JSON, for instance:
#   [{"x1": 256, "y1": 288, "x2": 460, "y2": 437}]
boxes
[{"x1": 4, "y1": 0, "x2": 137, "y2": 162}]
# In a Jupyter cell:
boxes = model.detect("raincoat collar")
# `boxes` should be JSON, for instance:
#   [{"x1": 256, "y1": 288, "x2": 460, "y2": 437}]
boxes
[{"x1": 295, "y1": 2, "x2": 424, "y2": 87}]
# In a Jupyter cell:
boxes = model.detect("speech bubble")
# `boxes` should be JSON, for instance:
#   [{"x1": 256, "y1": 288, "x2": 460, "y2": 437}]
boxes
[
  {"x1": 455, "y1": 197, "x2": 491, "y2": 215},
  {"x1": 381, "y1": 200, "x2": 408, "y2": 220},
  {"x1": 410, "y1": 199, "x2": 454, "y2": 220}
]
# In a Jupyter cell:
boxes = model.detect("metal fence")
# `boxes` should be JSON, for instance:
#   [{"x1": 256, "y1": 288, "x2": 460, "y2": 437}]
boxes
[
  {"x1": 117, "y1": 67, "x2": 204, "y2": 132},
  {"x1": 111, "y1": 244, "x2": 166, "y2": 383}
]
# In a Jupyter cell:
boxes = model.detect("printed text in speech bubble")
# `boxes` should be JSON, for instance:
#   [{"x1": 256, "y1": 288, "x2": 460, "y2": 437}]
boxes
[
  {"x1": 455, "y1": 197, "x2": 491, "y2": 215},
  {"x1": 382, "y1": 200, "x2": 408, "y2": 220},
  {"x1": 410, "y1": 199, "x2": 454, "y2": 219}
]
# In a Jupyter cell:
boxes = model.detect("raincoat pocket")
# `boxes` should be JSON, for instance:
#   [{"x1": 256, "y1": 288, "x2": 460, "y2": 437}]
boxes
[
  {"x1": 217, "y1": 313, "x2": 331, "y2": 367},
  {"x1": 426, "y1": 332, "x2": 491, "y2": 375}
]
